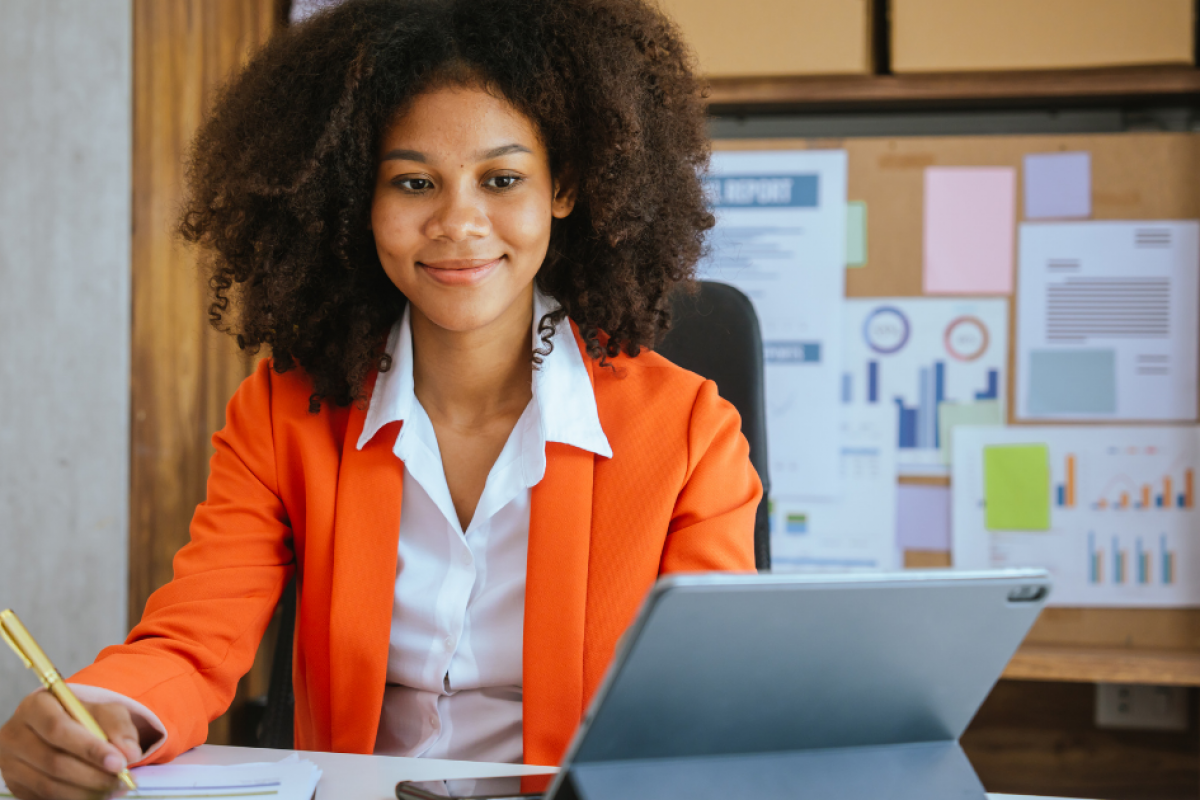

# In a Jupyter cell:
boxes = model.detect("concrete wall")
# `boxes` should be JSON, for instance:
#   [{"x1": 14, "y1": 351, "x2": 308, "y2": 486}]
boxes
[{"x1": 0, "y1": 0, "x2": 131, "y2": 719}]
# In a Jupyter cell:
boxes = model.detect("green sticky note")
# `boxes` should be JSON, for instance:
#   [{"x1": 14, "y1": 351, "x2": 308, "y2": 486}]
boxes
[
  {"x1": 847, "y1": 201, "x2": 867, "y2": 267},
  {"x1": 984, "y1": 444, "x2": 1051, "y2": 531},
  {"x1": 939, "y1": 400, "x2": 1004, "y2": 465}
]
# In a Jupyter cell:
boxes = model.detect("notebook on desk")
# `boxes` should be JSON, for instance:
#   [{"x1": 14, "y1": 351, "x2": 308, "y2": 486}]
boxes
[{"x1": 542, "y1": 569, "x2": 1051, "y2": 800}]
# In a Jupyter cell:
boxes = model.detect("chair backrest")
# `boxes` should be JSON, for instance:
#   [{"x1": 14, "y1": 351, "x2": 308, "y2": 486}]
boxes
[
  {"x1": 256, "y1": 575, "x2": 296, "y2": 749},
  {"x1": 257, "y1": 282, "x2": 772, "y2": 746},
  {"x1": 655, "y1": 281, "x2": 771, "y2": 570}
]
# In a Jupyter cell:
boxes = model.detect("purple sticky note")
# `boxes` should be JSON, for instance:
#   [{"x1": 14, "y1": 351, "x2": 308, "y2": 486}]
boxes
[
  {"x1": 923, "y1": 167, "x2": 1016, "y2": 295},
  {"x1": 896, "y1": 484, "x2": 951, "y2": 551},
  {"x1": 1023, "y1": 152, "x2": 1091, "y2": 220}
]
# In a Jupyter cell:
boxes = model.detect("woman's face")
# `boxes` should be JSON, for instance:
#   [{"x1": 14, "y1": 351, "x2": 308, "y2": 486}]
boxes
[{"x1": 371, "y1": 85, "x2": 575, "y2": 335}]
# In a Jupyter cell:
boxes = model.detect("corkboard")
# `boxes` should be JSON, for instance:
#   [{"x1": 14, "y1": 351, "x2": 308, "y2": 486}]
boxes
[{"x1": 714, "y1": 134, "x2": 1200, "y2": 669}]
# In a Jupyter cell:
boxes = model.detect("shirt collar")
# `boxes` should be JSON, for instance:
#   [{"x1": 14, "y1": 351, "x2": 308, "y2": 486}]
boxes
[{"x1": 356, "y1": 288, "x2": 612, "y2": 459}]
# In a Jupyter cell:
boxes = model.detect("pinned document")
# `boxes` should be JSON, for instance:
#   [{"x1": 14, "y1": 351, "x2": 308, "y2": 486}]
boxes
[
  {"x1": 842, "y1": 298, "x2": 1008, "y2": 476},
  {"x1": 923, "y1": 167, "x2": 1016, "y2": 294},
  {"x1": 953, "y1": 426, "x2": 1200, "y2": 607},
  {"x1": 699, "y1": 150, "x2": 848, "y2": 497},
  {"x1": 1023, "y1": 152, "x2": 1091, "y2": 219},
  {"x1": 1015, "y1": 221, "x2": 1200, "y2": 421},
  {"x1": 983, "y1": 444, "x2": 1051, "y2": 531},
  {"x1": 771, "y1": 404, "x2": 897, "y2": 572}
]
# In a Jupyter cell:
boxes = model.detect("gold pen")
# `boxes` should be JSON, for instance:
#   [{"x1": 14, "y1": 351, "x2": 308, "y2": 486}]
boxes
[{"x1": 0, "y1": 609, "x2": 137, "y2": 791}]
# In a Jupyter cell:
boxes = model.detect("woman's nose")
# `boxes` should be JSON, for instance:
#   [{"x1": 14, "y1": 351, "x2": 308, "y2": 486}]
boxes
[{"x1": 425, "y1": 185, "x2": 490, "y2": 241}]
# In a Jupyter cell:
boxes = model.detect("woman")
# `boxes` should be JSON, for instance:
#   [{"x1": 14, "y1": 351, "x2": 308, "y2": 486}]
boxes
[{"x1": 0, "y1": 0, "x2": 759, "y2": 797}]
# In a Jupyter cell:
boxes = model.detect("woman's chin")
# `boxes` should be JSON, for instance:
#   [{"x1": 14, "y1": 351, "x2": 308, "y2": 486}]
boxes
[
  {"x1": 405, "y1": 279, "x2": 536, "y2": 339},
  {"x1": 412, "y1": 298, "x2": 517, "y2": 337}
]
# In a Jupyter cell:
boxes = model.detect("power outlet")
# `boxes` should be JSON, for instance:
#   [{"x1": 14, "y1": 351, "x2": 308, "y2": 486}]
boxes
[{"x1": 1095, "y1": 683, "x2": 1188, "y2": 731}]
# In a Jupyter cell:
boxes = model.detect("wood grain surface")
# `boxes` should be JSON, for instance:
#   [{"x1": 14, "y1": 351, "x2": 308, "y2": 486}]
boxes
[
  {"x1": 131, "y1": 0, "x2": 281, "y2": 745},
  {"x1": 704, "y1": 66, "x2": 1200, "y2": 114},
  {"x1": 963, "y1": 680, "x2": 1198, "y2": 800}
]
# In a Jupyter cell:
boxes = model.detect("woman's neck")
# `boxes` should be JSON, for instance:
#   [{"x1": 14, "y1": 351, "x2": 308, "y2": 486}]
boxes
[{"x1": 409, "y1": 289, "x2": 535, "y2": 430}]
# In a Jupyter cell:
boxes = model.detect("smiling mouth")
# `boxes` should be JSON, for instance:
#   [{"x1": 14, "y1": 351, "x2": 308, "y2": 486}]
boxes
[{"x1": 417, "y1": 256, "x2": 504, "y2": 286}]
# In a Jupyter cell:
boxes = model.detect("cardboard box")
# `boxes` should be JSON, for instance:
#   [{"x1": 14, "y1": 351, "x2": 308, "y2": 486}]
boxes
[
  {"x1": 891, "y1": 0, "x2": 1194, "y2": 73},
  {"x1": 656, "y1": 0, "x2": 873, "y2": 77}
]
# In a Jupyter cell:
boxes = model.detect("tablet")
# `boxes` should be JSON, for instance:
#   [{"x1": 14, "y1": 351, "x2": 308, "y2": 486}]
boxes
[{"x1": 545, "y1": 569, "x2": 1051, "y2": 800}]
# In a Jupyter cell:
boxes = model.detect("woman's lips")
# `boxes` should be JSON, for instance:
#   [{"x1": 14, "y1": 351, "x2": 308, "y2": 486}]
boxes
[{"x1": 418, "y1": 257, "x2": 503, "y2": 286}]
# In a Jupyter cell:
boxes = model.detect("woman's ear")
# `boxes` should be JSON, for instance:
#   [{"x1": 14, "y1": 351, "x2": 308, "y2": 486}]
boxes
[{"x1": 551, "y1": 174, "x2": 578, "y2": 219}]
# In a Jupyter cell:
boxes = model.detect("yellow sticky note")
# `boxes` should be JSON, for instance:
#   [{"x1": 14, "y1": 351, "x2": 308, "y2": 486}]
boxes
[{"x1": 984, "y1": 444, "x2": 1051, "y2": 531}]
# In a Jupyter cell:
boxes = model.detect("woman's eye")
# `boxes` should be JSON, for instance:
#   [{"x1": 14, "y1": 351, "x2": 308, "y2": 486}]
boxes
[
  {"x1": 394, "y1": 177, "x2": 433, "y2": 192},
  {"x1": 486, "y1": 174, "x2": 522, "y2": 191}
]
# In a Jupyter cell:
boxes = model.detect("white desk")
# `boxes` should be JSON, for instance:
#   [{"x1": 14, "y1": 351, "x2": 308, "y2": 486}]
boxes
[
  {"x1": 176, "y1": 745, "x2": 1084, "y2": 800},
  {"x1": 174, "y1": 745, "x2": 556, "y2": 799}
]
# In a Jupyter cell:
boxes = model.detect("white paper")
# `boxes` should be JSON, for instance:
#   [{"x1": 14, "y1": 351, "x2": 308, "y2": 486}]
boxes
[
  {"x1": 697, "y1": 150, "x2": 847, "y2": 497},
  {"x1": 952, "y1": 425, "x2": 1200, "y2": 607},
  {"x1": 1016, "y1": 221, "x2": 1199, "y2": 421},
  {"x1": 770, "y1": 404, "x2": 897, "y2": 572},
  {"x1": 123, "y1": 755, "x2": 321, "y2": 799},
  {"x1": 841, "y1": 298, "x2": 1008, "y2": 477}
]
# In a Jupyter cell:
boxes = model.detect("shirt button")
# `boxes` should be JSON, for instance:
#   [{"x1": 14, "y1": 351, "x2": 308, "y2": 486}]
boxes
[
  {"x1": 429, "y1": 715, "x2": 440, "y2": 729},
  {"x1": 444, "y1": 635, "x2": 456, "y2": 649}
]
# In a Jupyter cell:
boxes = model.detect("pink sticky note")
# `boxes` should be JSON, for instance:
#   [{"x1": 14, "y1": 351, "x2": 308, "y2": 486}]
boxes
[{"x1": 923, "y1": 167, "x2": 1016, "y2": 295}]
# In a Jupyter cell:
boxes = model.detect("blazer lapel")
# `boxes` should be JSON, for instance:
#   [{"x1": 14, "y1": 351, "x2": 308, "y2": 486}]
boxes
[
  {"x1": 327, "y1": 403, "x2": 404, "y2": 753},
  {"x1": 523, "y1": 324, "x2": 598, "y2": 768},
  {"x1": 524, "y1": 442, "x2": 595, "y2": 767}
]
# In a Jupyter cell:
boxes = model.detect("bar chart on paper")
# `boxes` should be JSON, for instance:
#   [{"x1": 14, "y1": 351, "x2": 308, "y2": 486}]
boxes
[
  {"x1": 1086, "y1": 532, "x2": 1177, "y2": 588},
  {"x1": 843, "y1": 298, "x2": 1008, "y2": 475},
  {"x1": 953, "y1": 426, "x2": 1200, "y2": 606}
]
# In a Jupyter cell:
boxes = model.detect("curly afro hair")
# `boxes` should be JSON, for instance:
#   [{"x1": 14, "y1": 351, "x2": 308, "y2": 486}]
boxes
[{"x1": 179, "y1": 0, "x2": 715, "y2": 411}]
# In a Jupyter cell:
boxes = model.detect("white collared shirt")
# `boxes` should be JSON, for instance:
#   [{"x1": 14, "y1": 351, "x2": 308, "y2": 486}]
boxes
[
  {"x1": 72, "y1": 290, "x2": 610, "y2": 777},
  {"x1": 358, "y1": 288, "x2": 611, "y2": 770}
]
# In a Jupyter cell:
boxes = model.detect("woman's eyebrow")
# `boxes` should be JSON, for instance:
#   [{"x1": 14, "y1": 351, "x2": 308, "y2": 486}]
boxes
[
  {"x1": 476, "y1": 143, "x2": 532, "y2": 160},
  {"x1": 380, "y1": 143, "x2": 533, "y2": 163},
  {"x1": 381, "y1": 148, "x2": 427, "y2": 163}
]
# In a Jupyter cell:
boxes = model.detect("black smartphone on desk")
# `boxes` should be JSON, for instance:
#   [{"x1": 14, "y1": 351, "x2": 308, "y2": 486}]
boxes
[{"x1": 396, "y1": 781, "x2": 542, "y2": 800}]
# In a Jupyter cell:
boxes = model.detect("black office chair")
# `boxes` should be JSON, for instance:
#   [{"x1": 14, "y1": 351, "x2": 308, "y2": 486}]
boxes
[
  {"x1": 655, "y1": 280, "x2": 771, "y2": 571},
  {"x1": 255, "y1": 280, "x2": 771, "y2": 747},
  {"x1": 256, "y1": 573, "x2": 297, "y2": 749}
]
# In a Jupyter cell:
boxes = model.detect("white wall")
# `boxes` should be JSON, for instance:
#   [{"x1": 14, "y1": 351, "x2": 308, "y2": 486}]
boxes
[{"x1": 0, "y1": 0, "x2": 131, "y2": 719}]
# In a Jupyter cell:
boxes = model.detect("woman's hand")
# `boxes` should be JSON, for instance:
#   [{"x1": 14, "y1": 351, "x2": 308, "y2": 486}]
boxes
[{"x1": 0, "y1": 691, "x2": 141, "y2": 800}]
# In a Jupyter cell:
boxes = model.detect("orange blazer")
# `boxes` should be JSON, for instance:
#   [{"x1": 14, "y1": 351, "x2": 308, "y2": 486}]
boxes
[{"x1": 71, "y1": 326, "x2": 760, "y2": 769}]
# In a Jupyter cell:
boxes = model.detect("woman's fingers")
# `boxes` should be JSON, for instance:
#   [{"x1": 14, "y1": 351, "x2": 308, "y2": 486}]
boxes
[
  {"x1": 1, "y1": 754, "x2": 114, "y2": 800},
  {"x1": 22, "y1": 693, "x2": 128, "y2": 777},
  {"x1": 0, "y1": 691, "x2": 124, "y2": 798},
  {"x1": 84, "y1": 702, "x2": 141, "y2": 765}
]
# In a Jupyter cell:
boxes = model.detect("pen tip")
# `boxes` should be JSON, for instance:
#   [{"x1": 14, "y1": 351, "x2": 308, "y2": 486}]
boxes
[{"x1": 120, "y1": 770, "x2": 138, "y2": 791}]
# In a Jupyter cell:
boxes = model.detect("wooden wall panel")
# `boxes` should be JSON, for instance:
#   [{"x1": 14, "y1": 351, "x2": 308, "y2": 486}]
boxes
[
  {"x1": 963, "y1": 680, "x2": 1198, "y2": 800},
  {"x1": 131, "y1": 0, "x2": 281, "y2": 744}
]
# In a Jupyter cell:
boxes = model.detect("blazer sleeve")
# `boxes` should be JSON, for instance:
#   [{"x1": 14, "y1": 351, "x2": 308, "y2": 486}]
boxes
[
  {"x1": 68, "y1": 359, "x2": 294, "y2": 764},
  {"x1": 660, "y1": 378, "x2": 761, "y2": 574}
]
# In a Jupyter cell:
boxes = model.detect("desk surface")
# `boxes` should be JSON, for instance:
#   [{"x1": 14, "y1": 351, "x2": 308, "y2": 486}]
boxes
[
  {"x1": 177, "y1": 744, "x2": 1086, "y2": 800},
  {"x1": 174, "y1": 745, "x2": 556, "y2": 799}
]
